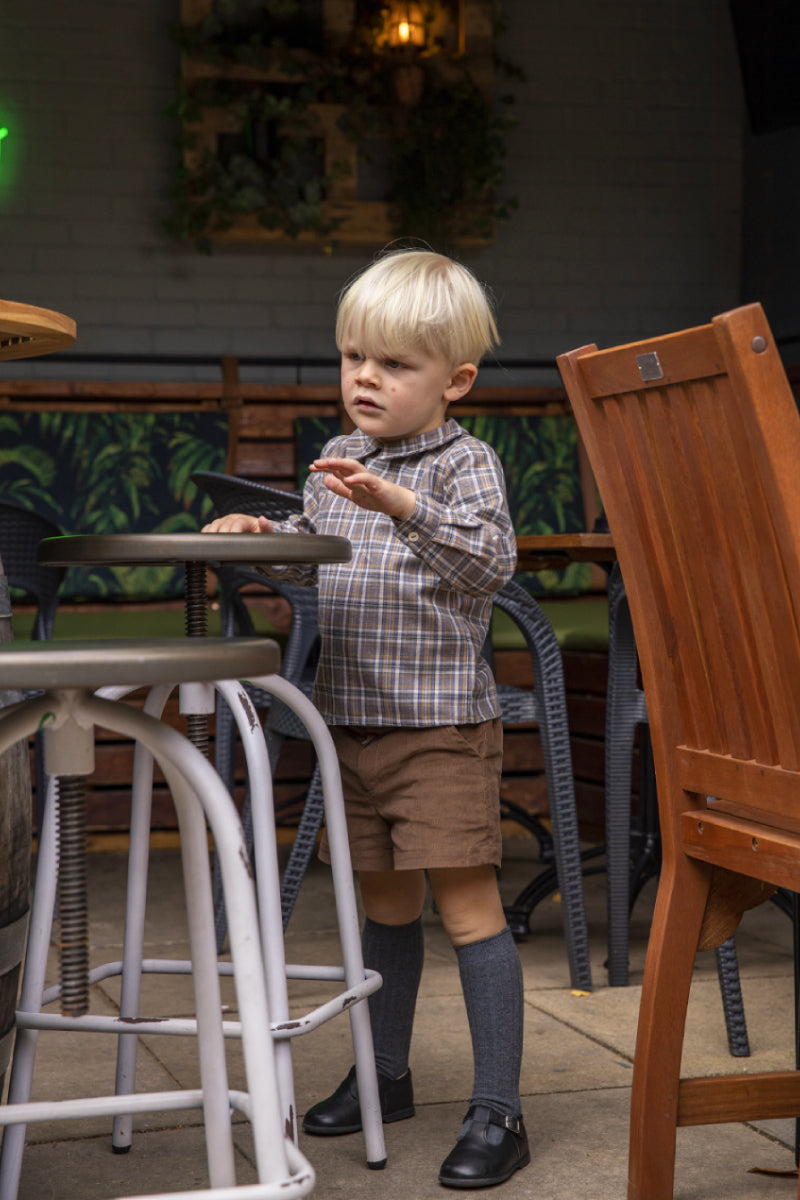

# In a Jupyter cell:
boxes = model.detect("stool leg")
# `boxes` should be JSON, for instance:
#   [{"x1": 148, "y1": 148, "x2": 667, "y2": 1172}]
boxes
[
  {"x1": 216, "y1": 679, "x2": 297, "y2": 1140},
  {"x1": 250, "y1": 674, "x2": 386, "y2": 1169},
  {"x1": 91, "y1": 694, "x2": 291, "y2": 1184},
  {"x1": 169, "y1": 770, "x2": 236, "y2": 1187},
  {"x1": 0, "y1": 774, "x2": 58, "y2": 1200},
  {"x1": 112, "y1": 682, "x2": 173, "y2": 1152},
  {"x1": 18, "y1": 694, "x2": 240, "y2": 1192},
  {"x1": 114, "y1": 678, "x2": 300, "y2": 1151},
  {"x1": 316, "y1": 716, "x2": 385, "y2": 1169}
]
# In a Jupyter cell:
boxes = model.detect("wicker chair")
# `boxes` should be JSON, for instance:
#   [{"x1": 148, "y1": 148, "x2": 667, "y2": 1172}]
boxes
[
  {"x1": 192, "y1": 472, "x2": 326, "y2": 947},
  {"x1": 0, "y1": 501, "x2": 65, "y2": 833},
  {"x1": 0, "y1": 502, "x2": 64, "y2": 640},
  {"x1": 194, "y1": 471, "x2": 594, "y2": 991},
  {"x1": 489, "y1": 580, "x2": 592, "y2": 989},
  {"x1": 604, "y1": 562, "x2": 751, "y2": 1055}
]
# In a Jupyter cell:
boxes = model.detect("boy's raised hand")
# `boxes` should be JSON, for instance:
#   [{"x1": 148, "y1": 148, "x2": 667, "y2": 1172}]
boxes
[
  {"x1": 201, "y1": 514, "x2": 274, "y2": 534},
  {"x1": 312, "y1": 457, "x2": 416, "y2": 521}
]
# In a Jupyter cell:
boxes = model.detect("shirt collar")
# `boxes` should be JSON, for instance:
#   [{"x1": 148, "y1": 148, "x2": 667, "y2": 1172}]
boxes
[{"x1": 344, "y1": 418, "x2": 466, "y2": 461}]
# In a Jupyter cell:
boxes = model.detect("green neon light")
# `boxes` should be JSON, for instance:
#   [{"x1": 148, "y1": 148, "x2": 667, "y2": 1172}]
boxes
[{"x1": 0, "y1": 128, "x2": 7, "y2": 164}]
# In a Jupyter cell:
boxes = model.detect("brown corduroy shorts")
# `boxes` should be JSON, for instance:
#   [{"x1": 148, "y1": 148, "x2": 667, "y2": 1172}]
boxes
[{"x1": 318, "y1": 718, "x2": 503, "y2": 872}]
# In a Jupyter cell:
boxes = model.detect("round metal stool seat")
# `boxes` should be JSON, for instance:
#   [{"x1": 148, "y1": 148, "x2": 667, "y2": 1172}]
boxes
[{"x1": 0, "y1": 636, "x2": 280, "y2": 691}]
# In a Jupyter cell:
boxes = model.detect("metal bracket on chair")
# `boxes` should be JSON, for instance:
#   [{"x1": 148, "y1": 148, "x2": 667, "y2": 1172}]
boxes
[{"x1": 636, "y1": 351, "x2": 664, "y2": 382}]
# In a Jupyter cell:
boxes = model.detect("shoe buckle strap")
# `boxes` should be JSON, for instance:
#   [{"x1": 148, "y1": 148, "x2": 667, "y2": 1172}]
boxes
[{"x1": 476, "y1": 1107, "x2": 522, "y2": 1136}]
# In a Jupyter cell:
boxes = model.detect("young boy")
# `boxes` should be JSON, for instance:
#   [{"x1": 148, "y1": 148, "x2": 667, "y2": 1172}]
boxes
[{"x1": 203, "y1": 249, "x2": 529, "y2": 1189}]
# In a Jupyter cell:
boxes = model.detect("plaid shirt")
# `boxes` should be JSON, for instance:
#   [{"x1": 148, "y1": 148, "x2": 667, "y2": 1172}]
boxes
[{"x1": 264, "y1": 419, "x2": 516, "y2": 726}]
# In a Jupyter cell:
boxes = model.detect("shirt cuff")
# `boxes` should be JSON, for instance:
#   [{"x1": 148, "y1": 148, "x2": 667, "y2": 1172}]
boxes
[{"x1": 392, "y1": 493, "x2": 439, "y2": 546}]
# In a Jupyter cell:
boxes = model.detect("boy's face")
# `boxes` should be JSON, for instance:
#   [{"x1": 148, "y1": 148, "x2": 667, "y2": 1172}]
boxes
[{"x1": 339, "y1": 344, "x2": 476, "y2": 443}]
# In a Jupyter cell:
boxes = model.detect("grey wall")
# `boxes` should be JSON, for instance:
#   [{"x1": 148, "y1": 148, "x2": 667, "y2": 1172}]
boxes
[
  {"x1": 0, "y1": 1, "x2": 773, "y2": 384},
  {"x1": 742, "y1": 124, "x2": 800, "y2": 350}
]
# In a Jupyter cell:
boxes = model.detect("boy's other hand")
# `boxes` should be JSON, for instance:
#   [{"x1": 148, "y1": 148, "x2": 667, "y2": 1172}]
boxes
[
  {"x1": 201, "y1": 514, "x2": 274, "y2": 534},
  {"x1": 312, "y1": 458, "x2": 416, "y2": 521}
]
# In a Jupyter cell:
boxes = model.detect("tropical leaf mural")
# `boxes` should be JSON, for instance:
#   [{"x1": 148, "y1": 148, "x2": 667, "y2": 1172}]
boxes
[
  {"x1": 294, "y1": 413, "x2": 592, "y2": 594},
  {"x1": 0, "y1": 411, "x2": 228, "y2": 600}
]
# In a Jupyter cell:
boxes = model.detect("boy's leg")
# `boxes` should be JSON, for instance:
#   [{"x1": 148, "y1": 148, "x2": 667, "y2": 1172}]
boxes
[
  {"x1": 429, "y1": 865, "x2": 530, "y2": 1189},
  {"x1": 359, "y1": 868, "x2": 427, "y2": 1078},
  {"x1": 302, "y1": 868, "x2": 425, "y2": 1136}
]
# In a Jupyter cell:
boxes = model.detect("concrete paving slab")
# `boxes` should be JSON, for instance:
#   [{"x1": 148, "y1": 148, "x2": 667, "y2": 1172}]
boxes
[
  {"x1": 17, "y1": 1124, "x2": 259, "y2": 1198},
  {"x1": 531, "y1": 964, "x2": 795, "y2": 1075},
  {"x1": 16, "y1": 986, "x2": 192, "y2": 1145},
  {"x1": 294, "y1": 1089, "x2": 799, "y2": 1200},
  {"x1": 8, "y1": 844, "x2": 800, "y2": 1200}
]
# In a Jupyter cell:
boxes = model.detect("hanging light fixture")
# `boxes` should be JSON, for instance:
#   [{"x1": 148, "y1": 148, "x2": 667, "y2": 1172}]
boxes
[
  {"x1": 386, "y1": 3, "x2": 427, "y2": 50},
  {"x1": 369, "y1": 2, "x2": 463, "y2": 106}
]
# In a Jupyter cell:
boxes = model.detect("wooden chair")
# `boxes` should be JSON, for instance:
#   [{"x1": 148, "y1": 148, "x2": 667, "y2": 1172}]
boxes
[{"x1": 557, "y1": 302, "x2": 800, "y2": 1200}]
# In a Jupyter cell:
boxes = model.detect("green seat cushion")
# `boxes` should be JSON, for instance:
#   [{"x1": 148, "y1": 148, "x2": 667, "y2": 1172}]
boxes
[
  {"x1": 11, "y1": 606, "x2": 283, "y2": 644},
  {"x1": 492, "y1": 596, "x2": 609, "y2": 653},
  {"x1": 15, "y1": 598, "x2": 604, "y2": 656}
]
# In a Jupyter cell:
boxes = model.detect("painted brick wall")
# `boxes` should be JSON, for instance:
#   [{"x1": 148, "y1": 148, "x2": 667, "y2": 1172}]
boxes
[{"x1": 0, "y1": 1, "x2": 749, "y2": 382}]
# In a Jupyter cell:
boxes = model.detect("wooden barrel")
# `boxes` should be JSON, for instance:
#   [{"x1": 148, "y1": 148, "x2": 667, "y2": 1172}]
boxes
[{"x1": 0, "y1": 572, "x2": 32, "y2": 1092}]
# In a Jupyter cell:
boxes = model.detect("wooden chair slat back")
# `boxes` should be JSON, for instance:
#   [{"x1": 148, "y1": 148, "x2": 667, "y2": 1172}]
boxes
[{"x1": 558, "y1": 303, "x2": 800, "y2": 827}]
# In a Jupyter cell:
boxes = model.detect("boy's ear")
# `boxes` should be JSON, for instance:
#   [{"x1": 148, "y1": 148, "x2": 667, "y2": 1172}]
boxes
[{"x1": 443, "y1": 362, "x2": 478, "y2": 404}]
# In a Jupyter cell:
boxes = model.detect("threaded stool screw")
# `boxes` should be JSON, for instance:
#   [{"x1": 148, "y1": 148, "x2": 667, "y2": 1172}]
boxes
[
  {"x1": 184, "y1": 561, "x2": 209, "y2": 638},
  {"x1": 57, "y1": 775, "x2": 89, "y2": 1017},
  {"x1": 184, "y1": 560, "x2": 212, "y2": 757}
]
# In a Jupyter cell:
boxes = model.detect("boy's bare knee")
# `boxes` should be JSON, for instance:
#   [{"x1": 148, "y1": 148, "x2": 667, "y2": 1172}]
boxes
[
  {"x1": 428, "y1": 865, "x2": 507, "y2": 947},
  {"x1": 359, "y1": 868, "x2": 426, "y2": 925},
  {"x1": 442, "y1": 910, "x2": 508, "y2": 947}
]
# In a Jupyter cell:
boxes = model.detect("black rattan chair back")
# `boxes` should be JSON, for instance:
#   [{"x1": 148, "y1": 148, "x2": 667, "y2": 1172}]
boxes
[{"x1": 0, "y1": 502, "x2": 65, "y2": 640}]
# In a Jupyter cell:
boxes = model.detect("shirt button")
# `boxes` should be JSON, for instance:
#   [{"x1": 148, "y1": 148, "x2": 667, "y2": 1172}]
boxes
[{"x1": 407, "y1": 531, "x2": 420, "y2": 542}]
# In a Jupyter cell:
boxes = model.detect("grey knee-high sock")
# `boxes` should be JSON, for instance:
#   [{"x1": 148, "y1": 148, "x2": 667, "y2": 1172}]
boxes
[
  {"x1": 457, "y1": 926, "x2": 523, "y2": 1117},
  {"x1": 361, "y1": 916, "x2": 424, "y2": 1079}
]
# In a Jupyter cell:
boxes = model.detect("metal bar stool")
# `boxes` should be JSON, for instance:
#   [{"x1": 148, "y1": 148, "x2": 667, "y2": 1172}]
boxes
[
  {"x1": 0, "y1": 636, "x2": 315, "y2": 1200},
  {"x1": 36, "y1": 533, "x2": 386, "y2": 1170}
]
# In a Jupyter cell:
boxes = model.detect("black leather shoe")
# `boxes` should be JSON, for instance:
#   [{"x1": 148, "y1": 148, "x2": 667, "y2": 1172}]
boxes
[
  {"x1": 438, "y1": 1105, "x2": 530, "y2": 1189},
  {"x1": 302, "y1": 1065, "x2": 415, "y2": 1136}
]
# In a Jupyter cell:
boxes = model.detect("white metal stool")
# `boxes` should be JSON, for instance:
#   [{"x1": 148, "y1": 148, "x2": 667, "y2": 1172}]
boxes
[
  {"x1": 35, "y1": 534, "x2": 387, "y2": 1172},
  {"x1": 0, "y1": 636, "x2": 315, "y2": 1200}
]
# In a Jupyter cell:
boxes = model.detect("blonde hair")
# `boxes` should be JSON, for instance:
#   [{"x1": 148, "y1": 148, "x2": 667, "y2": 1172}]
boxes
[{"x1": 335, "y1": 249, "x2": 499, "y2": 368}]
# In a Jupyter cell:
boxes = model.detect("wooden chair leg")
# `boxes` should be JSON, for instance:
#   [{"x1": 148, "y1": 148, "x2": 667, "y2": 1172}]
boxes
[{"x1": 628, "y1": 859, "x2": 711, "y2": 1200}]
